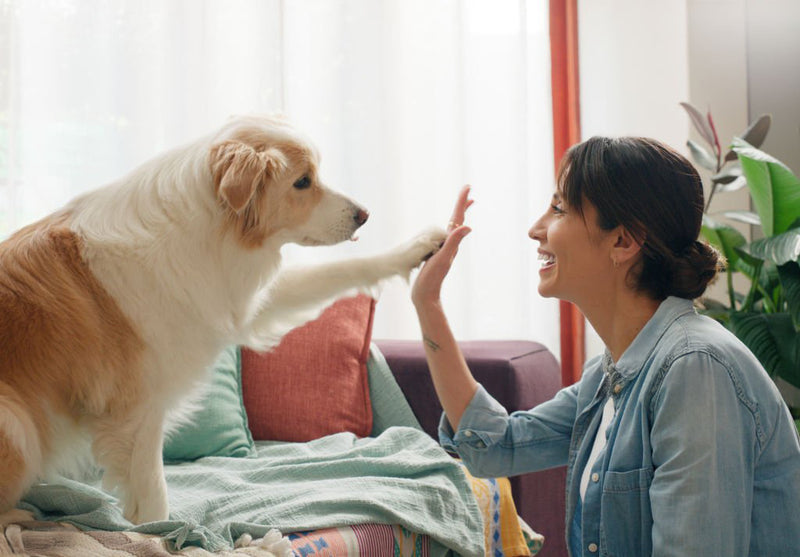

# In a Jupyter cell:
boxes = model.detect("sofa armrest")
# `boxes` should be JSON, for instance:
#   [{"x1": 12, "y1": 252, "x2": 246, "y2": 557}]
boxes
[{"x1": 375, "y1": 339, "x2": 568, "y2": 557}]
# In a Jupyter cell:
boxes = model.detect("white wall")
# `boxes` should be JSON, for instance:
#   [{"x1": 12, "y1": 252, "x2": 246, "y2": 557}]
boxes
[
  {"x1": 577, "y1": 0, "x2": 691, "y2": 360},
  {"x1": 746, "y1": 0, "x2": 800, "y2": 175},
  {"x1": 577, "y1": 1, "x2": 690, "y2": 146}
]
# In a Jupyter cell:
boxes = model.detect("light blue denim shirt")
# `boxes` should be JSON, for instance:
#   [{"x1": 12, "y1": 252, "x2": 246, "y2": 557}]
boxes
[{"x1": 439, "y1": 297, "x2": 800, "y2": 556}]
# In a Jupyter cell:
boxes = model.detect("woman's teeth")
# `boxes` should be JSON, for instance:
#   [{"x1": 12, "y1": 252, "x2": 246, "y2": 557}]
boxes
[{"x1": 538, "y1": 253, "x2": 556, "y2": 268}]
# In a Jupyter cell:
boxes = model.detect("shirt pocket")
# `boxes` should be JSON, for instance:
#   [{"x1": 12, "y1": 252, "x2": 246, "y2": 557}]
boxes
[{"x1": 600, "y1": 467, "x2": 654, "y2": 557}]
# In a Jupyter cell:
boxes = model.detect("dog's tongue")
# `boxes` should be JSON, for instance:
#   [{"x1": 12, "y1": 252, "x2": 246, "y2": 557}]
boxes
[{"x1": 350, "y1": 235, "x2": 359, "y2": 242}]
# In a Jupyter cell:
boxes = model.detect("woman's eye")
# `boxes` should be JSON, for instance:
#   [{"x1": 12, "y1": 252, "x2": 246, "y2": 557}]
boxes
[
  {"x1": 551, "y1": 204, "x2": 565, "y2": 215},
  {"x1": 293, "y1": 176, "x2": 311, "y2": 190}
]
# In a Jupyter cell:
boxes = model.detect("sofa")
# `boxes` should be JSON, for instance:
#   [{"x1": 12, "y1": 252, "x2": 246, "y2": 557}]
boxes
[
  {"x1": 6, "y1": 295, "x2": 567, "y2": 557},
  {"x1": 377, "y1": 340, "x2": 568, "y2": 557}
]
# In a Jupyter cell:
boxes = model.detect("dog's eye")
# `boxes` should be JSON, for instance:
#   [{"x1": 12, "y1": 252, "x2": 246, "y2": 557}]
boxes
[{"x1": 293, "y1": 176, "x2": 311, "y2": 190}]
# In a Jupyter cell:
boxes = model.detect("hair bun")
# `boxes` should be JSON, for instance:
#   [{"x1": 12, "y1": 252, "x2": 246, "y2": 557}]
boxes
[{"x1": 667, "y1": 240, "x2": 721, "y2": 299}]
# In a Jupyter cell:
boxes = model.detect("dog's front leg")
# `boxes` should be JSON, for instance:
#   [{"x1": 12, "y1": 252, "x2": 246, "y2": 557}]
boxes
[
  {"x1": 244, "y1": 227, "x2": 447, "y2": 348},
  {"x1": 96, "y1": 409, "x2": 169, "y2": 524}
]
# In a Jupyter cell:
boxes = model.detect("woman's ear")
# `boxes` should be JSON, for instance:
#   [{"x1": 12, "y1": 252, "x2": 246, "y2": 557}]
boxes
[{"x1": 611, "y1": 226, "x2": 643, "y2": 267}]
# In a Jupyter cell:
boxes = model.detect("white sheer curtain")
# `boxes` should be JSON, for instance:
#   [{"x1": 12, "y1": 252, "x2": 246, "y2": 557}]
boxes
[{"x1": 0, "y1": 0, "x2": 559, "y2": 357}]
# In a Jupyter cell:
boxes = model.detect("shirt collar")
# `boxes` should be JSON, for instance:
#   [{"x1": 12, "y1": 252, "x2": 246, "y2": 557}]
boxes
[{"x1": 603, "y1": 296, "x2": 696, "y2": 383}]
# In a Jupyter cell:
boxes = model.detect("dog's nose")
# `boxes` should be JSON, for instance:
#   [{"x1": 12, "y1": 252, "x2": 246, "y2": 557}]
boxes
[{"x1": 354, "y1": 208, "x2": 369, "y2": 227}]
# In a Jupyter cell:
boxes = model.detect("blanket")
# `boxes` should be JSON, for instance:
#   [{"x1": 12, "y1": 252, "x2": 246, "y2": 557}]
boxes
[{"x1": 19, "y1": 427, "x2": 484, "y2": 557}]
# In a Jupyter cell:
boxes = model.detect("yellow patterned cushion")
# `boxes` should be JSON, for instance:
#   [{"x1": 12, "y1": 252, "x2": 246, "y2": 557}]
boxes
[{"x1": 458, "y1": 461, "x2": 545, "y2": 556}]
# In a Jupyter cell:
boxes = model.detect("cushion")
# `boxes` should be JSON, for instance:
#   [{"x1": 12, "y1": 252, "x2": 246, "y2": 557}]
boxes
[
  {"x1": 366, "y1": 343, "x2": 423, "y2": 436},
  {"x1": 163, "y1": 345, "x2": 256, "y2": 462},
  {"x1": 241, "y1": 295, "x2": 376, "y2": 442}
]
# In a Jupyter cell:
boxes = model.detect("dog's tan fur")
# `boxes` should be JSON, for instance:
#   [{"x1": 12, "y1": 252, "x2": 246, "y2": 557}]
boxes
[
  {"x1": 211, "y1": 133, "x2": 324, "y2": 248},
  {"x1": 0, "y1": 213, "x2": 145, "y2": 510}
]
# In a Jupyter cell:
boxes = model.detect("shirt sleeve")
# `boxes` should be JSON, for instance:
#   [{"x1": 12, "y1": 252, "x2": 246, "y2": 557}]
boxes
[
  {"x1": 650, "y1": 350, "x2": 756, "y2": 556},
  {"x1": 437, "y1": 382, "x2": 580, "y2": 478}
]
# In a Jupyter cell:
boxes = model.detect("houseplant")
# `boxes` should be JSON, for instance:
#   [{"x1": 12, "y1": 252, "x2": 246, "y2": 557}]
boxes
[{"x1": 681, "y1": 102, "x2": 800, "y2": 427}]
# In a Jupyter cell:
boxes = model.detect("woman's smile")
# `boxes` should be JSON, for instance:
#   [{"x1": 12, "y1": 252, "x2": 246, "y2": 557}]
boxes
[{"x1": 537, "y1": 250, "x2": 556, "y2": 273}]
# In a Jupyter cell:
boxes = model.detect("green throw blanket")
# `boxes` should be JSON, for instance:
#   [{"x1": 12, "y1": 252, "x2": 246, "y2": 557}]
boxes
[{"x1": 20, "y1": 427, "x2": 484, "y2": 557}]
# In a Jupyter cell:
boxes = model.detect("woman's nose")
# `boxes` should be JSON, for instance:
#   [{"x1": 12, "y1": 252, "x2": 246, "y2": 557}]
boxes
[{"x1": 529, "y1": 214, "x2": 546, "y2": 241}]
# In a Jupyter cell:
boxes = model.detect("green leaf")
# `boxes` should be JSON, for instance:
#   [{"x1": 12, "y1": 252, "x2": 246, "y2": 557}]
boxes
[
  {"x1": 731, "y1": 247, "x2": 765, "y2": 311},
  {"x1": 733, "y1": 246, "x2": 764, "y2": 280},
  {"x1": 777, "y1": 262, "x2": 800, "y2": 329},
  {"x1": 697, "y1": 297, "x2": 733, "y2": 323},
  {"x1": 733, "y1": 138, "x2": 800, "y2": 236},
  {"x1": 733, "y1": 245, "x2": 764, "y2": 267},
  {"x1": 731, "y1": 312, "x2": 800, "y2": 388},
  {"x1": 699, "y1": 297, "x2": 731, "y2": 312},
  {"x1": 766, "y1": 314, "x2": 800, "y2": 387},
  {"x1": 749, "y1": 229, "x2": 800, "y2": 265},
  {"x1": 688, "y1": 139, "x2": 717, "y2": 171},
  {"x1": 702, "y1": 214, "x2": 746, "y2": 269}
]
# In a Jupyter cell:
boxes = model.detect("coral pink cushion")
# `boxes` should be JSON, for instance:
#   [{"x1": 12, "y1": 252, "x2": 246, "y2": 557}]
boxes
[{"x1": 241, "y1": 295, "x2": 376, "y2": 442}]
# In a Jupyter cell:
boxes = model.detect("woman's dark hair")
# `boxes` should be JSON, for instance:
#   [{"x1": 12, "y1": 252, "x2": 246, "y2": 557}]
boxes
[{"x1": 557, "y1": 136, "x2": 721, "y2": 300}]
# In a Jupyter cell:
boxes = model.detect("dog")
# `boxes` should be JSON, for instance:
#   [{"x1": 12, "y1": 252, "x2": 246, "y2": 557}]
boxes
[{"x1": 0, "y1": 115, "x2": 446, "y2": 524}]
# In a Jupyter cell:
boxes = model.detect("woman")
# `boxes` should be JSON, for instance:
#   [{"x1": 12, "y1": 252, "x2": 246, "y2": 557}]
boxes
[{"x1": 411, "y1": 137, "x2": 800, "y2": 556}]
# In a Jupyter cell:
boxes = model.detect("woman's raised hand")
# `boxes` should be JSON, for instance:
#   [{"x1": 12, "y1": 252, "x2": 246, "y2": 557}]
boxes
[{"x1": 411, "y1": 185, "x2": 473, "y2": 307}]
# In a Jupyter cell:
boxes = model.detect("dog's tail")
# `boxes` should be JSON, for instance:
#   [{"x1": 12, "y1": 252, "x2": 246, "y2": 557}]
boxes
[{"x1": 0, "y1": 380, "x2": 43, "y2": 513}]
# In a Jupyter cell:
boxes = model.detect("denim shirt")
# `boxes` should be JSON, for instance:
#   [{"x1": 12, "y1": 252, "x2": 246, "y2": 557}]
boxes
[{"x1": 439, "y1": 297, "x2": 800, "y2": 556}]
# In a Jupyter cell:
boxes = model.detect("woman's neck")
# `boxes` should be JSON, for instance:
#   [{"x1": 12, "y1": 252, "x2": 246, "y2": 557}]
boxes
[{"x1": 580, "y1": 291, "x2": 662, "y2": 363}]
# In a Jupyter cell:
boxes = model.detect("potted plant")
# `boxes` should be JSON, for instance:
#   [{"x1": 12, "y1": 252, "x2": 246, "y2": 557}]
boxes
[{"x1": 681, "y1": 102, "x2": 800, "y2": 429}]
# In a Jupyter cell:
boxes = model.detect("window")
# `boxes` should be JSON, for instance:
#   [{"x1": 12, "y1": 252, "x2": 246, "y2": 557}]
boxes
[{"x1": 0, "y1": 0, "x2": 558, "y2": 354}]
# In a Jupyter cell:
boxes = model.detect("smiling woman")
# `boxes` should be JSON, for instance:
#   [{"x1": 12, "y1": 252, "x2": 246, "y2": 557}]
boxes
[
  {"x1": 410, "y1": 137, "x2": 800, "y2": 557},
  {"x1": 0, "y1": 0, "x2": 557, "y2": 350}
]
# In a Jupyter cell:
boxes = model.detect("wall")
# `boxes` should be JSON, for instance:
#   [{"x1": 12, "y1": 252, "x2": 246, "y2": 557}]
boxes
[{"x1": 745, "y1": 0, "x2": 800, "y2": 173}]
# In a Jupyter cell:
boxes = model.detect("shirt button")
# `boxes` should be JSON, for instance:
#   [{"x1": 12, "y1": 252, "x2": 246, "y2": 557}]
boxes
[
  {"x1": 588, "y1": 543, "x2": 598, "y2": 553},
  {"x1": 591, "y1": 473, "x2": 600, "y2": 482},
  {"x1": 463, "y1": 430, "x2": 473, "y2": 437},
  {"x1": 613, "y1": 384, "x2": 622, "y2": 394}
]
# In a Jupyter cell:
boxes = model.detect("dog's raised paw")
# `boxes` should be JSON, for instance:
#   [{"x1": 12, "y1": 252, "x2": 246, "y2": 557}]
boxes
[
  {"x1": 392, "y1": 226, "x2": 448, "y2": 276},
  {"x1": 417, "y1": 226, "x2": 448, "y2": 260}
]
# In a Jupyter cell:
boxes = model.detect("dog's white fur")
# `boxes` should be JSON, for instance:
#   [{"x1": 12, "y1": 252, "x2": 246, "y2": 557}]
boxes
[{"x1": 0, "y1": 115, "x2": 446, "y2": 524}]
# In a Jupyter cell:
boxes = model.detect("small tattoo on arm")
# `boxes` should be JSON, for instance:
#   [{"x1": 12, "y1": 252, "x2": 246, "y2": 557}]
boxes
[{"x1": 423, "y1": 335, "x2": 441, "y2": 352}]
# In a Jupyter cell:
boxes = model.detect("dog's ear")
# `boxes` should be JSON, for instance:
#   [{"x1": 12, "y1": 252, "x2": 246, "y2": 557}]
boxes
[{"x1": 209, "y1": 141, "x2": 287, "y2": 212}]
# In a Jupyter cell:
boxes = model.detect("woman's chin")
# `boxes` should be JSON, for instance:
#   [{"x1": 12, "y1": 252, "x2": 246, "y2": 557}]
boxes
[{"x1": 537, "y1": 283, "x2": 555, "y2": 298}]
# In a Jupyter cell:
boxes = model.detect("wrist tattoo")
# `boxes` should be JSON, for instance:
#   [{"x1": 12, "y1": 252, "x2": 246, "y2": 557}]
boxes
[{"x1": 423, "y1": 335, "x2": 441, "y2": 352}]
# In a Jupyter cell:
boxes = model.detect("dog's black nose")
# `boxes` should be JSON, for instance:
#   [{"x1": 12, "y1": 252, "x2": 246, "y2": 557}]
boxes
[{"x1": 354, "y1": 209, "x2": 369, "y2": 226}]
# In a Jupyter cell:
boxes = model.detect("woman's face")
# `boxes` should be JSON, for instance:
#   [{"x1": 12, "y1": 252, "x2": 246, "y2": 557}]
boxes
[{"x1": 528, "y1": 192, "x2": 616, "y2": 304}]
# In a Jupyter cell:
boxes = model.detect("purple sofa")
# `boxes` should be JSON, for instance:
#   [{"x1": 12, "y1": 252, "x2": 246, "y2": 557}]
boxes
[{"x1": 375, "y1": 339, "x2": 568, "y2": 557}]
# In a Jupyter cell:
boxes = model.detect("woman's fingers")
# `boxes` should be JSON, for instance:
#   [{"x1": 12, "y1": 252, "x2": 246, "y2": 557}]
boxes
[
  {"x1": 448, "y1": 185, "x2": 474, "y2": 232},
  {"x1": 424, "y1": 225, "x2": 472, "y2": 280},
  {"x1": 414, "y1": 186, "x2": 474, "y2": 306},
  {"x1": 441, "y1": 225, "x2": 471, "y2": 260}
]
